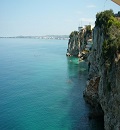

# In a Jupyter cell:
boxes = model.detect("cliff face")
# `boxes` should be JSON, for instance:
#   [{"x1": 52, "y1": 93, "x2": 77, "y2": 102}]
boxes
[
  {"x1": 67, "y1": 10, "x2": 120, "y2": 129},
  {"x1": 83, "y1": 10, "x2": 120, "y2": 130},
  {"x1": 66, "y1": 26, "x2": 92, "y2": 57},
  {"x1": 99, "y1": 48, "x2": 120, "y2": 130},
  {"x1": 84, "y1": 26, "x2": 120, "y2": 130},
  {"x1": 67, "y1": 32, "x2": 80, "y2": 56}
]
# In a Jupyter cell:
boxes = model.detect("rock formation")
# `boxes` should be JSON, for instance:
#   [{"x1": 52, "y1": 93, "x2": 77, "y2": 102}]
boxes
[
  {"x1": 66, "y1": 25, "x2": 92, "y2": 57},
  {"x1": 66, "y1": 31, "x2": 80, "y2": 56},
  {"x1": 83, "y1": 10, "x2": 120, "y2": 130},
  {"x1": 66, "y1": 10, "x2": 120, "y2": 130}
]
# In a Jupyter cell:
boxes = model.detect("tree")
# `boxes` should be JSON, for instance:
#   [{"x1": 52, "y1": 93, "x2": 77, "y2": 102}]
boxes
[
  {"x1": 95, "y1": 9, "x2": 114, "y2": 36},
  {"x1": 100, "y1": 10, "x2": 120, "y2": 63},
  {"x1": 69, "y1": 31, "x2": 78, "y2": 38}
]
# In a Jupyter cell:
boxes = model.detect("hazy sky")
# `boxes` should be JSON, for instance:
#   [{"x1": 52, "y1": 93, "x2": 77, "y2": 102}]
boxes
[{"x1": 0, "y1": 0, "x2": 120, "y2": 36}]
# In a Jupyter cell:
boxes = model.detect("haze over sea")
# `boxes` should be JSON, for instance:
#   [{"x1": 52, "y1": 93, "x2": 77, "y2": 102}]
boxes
[{"x1": 0, "y1": 38, "x2": 103, "y2": 130}]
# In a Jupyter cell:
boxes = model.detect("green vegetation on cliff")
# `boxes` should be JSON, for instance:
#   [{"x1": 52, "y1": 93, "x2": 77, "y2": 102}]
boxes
[
  {"x1": 95, "y1": 10, "x2": 114, "y2": 35},
  {"x1": 95, "y1": 10, "x2": 120, "y2": 64},
  {"x1": 69, "y1": 31, "x2": 79, "y2": 39},
  {"x1": 85, "y1": 25, "x2": 92, "y2": 35}
]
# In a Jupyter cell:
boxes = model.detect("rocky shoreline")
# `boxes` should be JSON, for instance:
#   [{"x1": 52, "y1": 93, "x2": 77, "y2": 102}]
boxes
[{"x1": 66, "y1": 10, "x2": 120, "y2": 130}]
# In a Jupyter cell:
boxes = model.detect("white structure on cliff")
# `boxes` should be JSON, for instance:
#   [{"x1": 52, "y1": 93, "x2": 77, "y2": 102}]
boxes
[{"x1": 78, "y1": 27, "x2": 83, "y2": 32}]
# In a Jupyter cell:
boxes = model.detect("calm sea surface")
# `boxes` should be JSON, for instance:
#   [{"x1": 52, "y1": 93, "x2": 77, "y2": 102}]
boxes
[{"x1": 0, "y1": 38, "x2": 103, "y2": 130}]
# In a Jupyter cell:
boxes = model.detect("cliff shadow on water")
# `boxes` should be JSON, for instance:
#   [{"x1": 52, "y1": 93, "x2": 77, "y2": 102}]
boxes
[{"x1": 66, "y1": 57, "x2": 104, "y2": 130}]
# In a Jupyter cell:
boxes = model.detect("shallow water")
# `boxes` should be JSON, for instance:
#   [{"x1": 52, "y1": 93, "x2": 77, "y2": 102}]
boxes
[{"x1": 0, "y1": 38, "x2": 104, "y2": 130}]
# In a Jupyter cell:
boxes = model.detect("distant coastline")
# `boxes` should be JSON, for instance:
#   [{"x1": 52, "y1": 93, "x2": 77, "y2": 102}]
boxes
[{"x1": 0, "y1": 35, "x2": 69, "y2": 40}]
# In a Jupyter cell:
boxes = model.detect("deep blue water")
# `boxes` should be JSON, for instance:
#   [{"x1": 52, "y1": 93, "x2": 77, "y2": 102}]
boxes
[{"x1": 0, "y1": 38, "x2": 103, "y2": 130}]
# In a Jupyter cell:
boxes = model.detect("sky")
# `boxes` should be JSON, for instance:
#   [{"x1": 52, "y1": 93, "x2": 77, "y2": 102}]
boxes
[{"x1": 0, "y1": 0, "x2": 120, "y2": 36}]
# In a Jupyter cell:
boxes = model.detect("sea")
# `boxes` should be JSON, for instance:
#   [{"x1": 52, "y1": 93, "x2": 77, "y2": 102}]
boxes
[{"x1": 0, "y1": 38, "x2": 104, "y2": 130}]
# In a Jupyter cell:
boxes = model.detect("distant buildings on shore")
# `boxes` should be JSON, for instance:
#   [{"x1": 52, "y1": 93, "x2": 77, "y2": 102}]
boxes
[{"x1": 0, "y1": 35, "x2": 69, "y2": 40}]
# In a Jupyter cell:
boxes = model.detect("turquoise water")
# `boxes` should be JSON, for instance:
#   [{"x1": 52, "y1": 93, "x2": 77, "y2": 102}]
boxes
[{"x1": 0, "y1": 39, "x2": 103, "y2": 130}]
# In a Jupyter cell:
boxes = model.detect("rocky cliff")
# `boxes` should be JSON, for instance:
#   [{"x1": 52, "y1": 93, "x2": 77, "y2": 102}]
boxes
[
  {"x1": 66, "y1": 26, "x2": 92, "y2": 57},
  {"x1": 84, "y1": 10, "x2": 120, "y2": 130},
  {"x1": 66, "y1": 31, "x2": 80, "y2": 56}
]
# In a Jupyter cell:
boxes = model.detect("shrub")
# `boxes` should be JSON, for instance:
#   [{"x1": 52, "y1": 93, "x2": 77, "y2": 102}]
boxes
[
  {"x1": 69, "y1": 31, "x2": 78, "y2": 38},
  {"x1": 96, "y1": 10, "x2": 120, "y2": 63},
  {"x1": 95, "y1": 10, "x2": 114, "y2": 36}
]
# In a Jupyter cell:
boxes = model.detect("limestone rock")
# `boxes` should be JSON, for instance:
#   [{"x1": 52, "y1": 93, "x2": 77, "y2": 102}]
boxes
[{"x1": 84, "y1": 26, "x2": 120, "y2": 130}]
